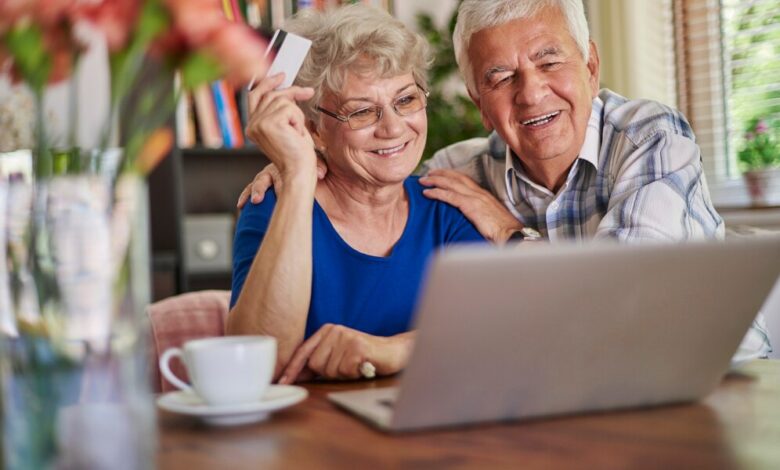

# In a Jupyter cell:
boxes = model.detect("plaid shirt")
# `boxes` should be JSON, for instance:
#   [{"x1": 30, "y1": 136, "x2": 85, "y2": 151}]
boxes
[{"x1": 421, "y1": 88, "x2": 771, "y2": 358}]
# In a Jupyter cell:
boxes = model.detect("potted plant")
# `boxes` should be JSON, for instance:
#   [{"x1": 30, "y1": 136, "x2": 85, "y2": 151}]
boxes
[{"x1": 739, "y1": 118, "x2": 780, "y2": 206}]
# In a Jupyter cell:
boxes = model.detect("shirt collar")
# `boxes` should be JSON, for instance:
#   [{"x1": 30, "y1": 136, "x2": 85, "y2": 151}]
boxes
[
  {"x1": 504, "y1": 95, "x2": 604, "y2": 203},
  {"x1": 578, "y1": 95, "x2": 603, "y2": 170}
]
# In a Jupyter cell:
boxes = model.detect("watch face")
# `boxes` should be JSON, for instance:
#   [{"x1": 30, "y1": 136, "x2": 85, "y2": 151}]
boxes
[
  {"x1": 508, "y1": 227, "x2": 542, "y2": 242},
  {"x1": 508, "y1": 230, "x2": 527, "y2": 241},
  {"x1": 521, "y1": 227, "x2": 542, "y2": 239}
]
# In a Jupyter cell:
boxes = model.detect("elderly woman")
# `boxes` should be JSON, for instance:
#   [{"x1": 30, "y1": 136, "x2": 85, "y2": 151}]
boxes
[{"x1": 227, "y1": 4, "x2": 487, "y2": 384}]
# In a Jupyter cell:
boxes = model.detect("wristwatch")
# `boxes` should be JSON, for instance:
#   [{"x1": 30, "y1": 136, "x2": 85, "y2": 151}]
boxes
[{"x1": 507, "y1": 226, "x2": 542, "y2": 242}]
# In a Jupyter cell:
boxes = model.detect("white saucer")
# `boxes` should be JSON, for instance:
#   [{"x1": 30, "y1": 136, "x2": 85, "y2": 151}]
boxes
[{"x1": 157, "y1": 385, "x2": 308, "y2": 426}]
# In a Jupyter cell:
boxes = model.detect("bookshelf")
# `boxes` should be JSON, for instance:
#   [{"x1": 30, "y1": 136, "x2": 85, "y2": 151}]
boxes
[{"x1": 148, "y1": 0, "x2": 395, "y2": 300}]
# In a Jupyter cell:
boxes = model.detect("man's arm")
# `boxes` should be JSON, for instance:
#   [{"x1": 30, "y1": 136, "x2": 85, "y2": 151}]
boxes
[{"x1": 594, "y1": 131, "x2": 724, "y2": 241}]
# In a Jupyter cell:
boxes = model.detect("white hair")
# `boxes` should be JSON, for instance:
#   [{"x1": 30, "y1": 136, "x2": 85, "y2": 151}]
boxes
[
  {"x1": 283, "y1": 3, "x2": 431, "y2": 123},
  {"x1": 453, "y1": 0, "x2": 590, "y2": 95}
]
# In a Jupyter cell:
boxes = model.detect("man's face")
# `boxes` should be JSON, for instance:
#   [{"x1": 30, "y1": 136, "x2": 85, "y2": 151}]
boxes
[{"x1": 467, "y1": 7, "x2": 599, "y2": 175}]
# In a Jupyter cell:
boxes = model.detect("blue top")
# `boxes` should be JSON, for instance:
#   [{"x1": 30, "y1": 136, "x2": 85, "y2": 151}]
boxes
[{"x1": 230, "y1": 176, "x2": 485, "y2": 338}]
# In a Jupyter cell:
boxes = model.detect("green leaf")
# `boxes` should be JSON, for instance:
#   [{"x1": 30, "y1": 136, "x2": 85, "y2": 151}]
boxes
[
  {"x1": 179, "y1": 52, "x2": 224, "y2": 90},
  {"x1": 3, "y1": 25, "x2": 51, "y2": 93},
  {"x1": 136, "y1": 0, "x2": 171, "y2": 44}
]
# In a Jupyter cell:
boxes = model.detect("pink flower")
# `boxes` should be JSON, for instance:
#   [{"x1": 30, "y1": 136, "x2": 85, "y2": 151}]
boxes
[
  {"x1": 44, "y1": 27, "x2": 79, "y2": 83},
  {"x1": 164, "y1": 0, "x2": 226, "y2": 48},
  {"x1": 0, "y1": 0, "x2": 86, "y2": 84},
  {"x1": 76, "y1": 0, "x2": 140, "y2": 52},
  {"x1": 0, "y1": 0, "x2": 75, "y2": 29},
  {"x1": 36, "y1": 0, "x2": 77, "y2": 27},
  {"x1": 161, "y1": 0, "x2": 268, "y2": 86},
  {"x1": 755, "y1": 120, "x2": 768, "y2": 134},
  {"x1": 206, "y1": 25, "x2": 268, "y2": 86},
  {"x1": 0, "y1": 0, "x2": 36, "y2": 31}
]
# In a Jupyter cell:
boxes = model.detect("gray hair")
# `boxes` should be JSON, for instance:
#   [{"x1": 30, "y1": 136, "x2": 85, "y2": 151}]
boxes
[
  {"x1": 283, "y1": 4, "x2": 431, "y2": 123},
  {"x1": 453, "y1": 0, "x2": 590, "y2": 96}
]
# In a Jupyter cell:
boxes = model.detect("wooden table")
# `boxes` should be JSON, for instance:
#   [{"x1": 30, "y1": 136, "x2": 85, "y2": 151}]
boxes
[{"x1": 157, "y1": 360, "x2": 780, "y2": 469}]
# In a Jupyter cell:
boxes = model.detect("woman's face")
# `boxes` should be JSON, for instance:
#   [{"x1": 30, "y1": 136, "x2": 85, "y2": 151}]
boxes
[{"x1": 312, "y1": 71, "x2": 427, "y2": 188}]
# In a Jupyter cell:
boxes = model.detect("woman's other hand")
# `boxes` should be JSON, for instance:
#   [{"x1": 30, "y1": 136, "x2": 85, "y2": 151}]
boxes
[
  {"x1": 245, "y1": 73, "x2": 317, "y2": 176},
  {"x1": 278, "y1": 324, "x2": 414, "y2": 383}
]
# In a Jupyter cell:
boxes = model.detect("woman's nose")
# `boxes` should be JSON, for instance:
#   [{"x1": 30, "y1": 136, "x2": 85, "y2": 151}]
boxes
[{"x1": 374, "y1": 106, "x2": 405, "y2": 138}]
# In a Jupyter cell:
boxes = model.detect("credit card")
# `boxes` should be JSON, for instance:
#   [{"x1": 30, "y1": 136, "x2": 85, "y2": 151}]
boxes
[{"x1": 248, "y1": 29, "x2": 312, "y2": 91}]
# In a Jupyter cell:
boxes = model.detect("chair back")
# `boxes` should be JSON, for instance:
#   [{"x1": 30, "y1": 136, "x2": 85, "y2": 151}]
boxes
[{"x1": 146, "y1": 290, "x2": 231, "y2": 393}]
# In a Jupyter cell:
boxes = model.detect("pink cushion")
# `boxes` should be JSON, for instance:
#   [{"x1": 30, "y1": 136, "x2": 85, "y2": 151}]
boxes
[{"x1": 146, "y1": 290, "x2": 232, "y2": 393}]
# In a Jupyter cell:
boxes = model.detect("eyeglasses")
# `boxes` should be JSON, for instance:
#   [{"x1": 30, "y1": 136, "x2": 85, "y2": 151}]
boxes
[{"x1": 316, "y1": 85, "x2": 429, "y2": 130}]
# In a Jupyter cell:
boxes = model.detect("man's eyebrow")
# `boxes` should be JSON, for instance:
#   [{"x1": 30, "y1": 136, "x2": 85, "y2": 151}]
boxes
[
  {"x1": 483, "y1": 66, "x2": 510, "y2": 82},
  {"x1": 533, "y1": 46, "x2": 563, "y2": 61}
]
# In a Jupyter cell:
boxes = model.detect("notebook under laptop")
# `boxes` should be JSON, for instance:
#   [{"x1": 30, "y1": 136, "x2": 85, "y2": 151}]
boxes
[{"x1": 328, "y1": 237, "x2": 780, "y2": 432}]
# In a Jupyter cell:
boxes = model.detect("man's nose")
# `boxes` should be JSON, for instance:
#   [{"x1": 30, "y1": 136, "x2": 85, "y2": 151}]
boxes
[{"x1": 514, "y1": 71, "x2": 547, "y2": 107}]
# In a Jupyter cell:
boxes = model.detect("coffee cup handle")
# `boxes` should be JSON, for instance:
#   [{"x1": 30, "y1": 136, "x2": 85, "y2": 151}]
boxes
[{"x1": 159, "y1": 348, "x2": 193, "y2": 393}]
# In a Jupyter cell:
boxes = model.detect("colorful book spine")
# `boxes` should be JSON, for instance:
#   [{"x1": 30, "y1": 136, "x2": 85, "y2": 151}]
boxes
[
  {"x1": 210, "y1": 81, "x2": 234, "y2": 148},
  {"x1": 271, "y1": 0, "x2": 286, "y2": 28},
  {"x1": 221, "y1": 0, "x2": 235, "y2": 20},
  {"x1": 230, "y1": 0, "x2": 244, "y2": 22},
  {"x1": 175, "y1": 91, "x2": 197, "y2": 148},
  {"x1": 210, "y1": 81, "x2": 245, "y2": 148},
  {"x1": 223, "y1": 82, "x2": 245, "y2": 148},
  {"x1": 245, "y1": 0, "x2": 267, "y2": 29},
  {"x1": 192, "y1": 85, "x2": 223, "y2": 148}
]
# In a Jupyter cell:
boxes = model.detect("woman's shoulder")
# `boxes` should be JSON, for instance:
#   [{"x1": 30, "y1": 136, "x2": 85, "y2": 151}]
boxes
[
  {"x1": 237, "y1": 189, "x2": 277, "y2": 224},
  {"x1": 403, "y1": 175, "x2": 428, "y2": 200},
  {"x1": 404, "y1": 175, "x2": 465, "y2": 219},
  {"x1": 402, "y1": 176, "x2": 484, "y2": 243}
]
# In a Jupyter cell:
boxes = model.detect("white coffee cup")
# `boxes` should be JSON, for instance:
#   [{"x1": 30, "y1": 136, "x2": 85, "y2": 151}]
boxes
[{"x1": 159, "y1": 336, "x2": 276, "y2": 406}]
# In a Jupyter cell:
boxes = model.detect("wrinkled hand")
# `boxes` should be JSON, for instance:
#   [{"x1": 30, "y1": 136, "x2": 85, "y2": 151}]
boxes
[
  {"x1": 237, "y1": 160, "x2": 328, "y2": 208},
  {"x1": 278, "y1": 324, "x2": 411, "y2": 384},
  {"x1": 419, "y1": 169, "x2": 523, "y2": 243},
  {"x1": 244, "y1": 73, "x2": 316, "y2": 175}
]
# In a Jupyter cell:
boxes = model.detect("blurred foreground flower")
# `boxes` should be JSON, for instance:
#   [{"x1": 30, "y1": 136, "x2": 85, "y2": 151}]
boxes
[{"x1": 1, "y1": 1, "x2": 269, "y2": 468}]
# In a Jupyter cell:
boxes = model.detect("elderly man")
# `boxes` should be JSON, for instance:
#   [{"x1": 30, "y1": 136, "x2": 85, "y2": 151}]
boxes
[{"x1": 240, "y1": 0, "x2": 771, "y2": 356}]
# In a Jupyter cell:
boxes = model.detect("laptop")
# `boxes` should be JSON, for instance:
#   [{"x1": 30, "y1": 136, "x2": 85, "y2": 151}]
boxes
[{"x1": 328, "y1": 237, "x2": 780, "y2": 432}]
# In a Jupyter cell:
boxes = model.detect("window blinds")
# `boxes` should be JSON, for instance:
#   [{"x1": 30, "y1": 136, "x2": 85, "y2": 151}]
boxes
[{"x1": 675, "y1": 0, "x2": 779, "y2": 181}]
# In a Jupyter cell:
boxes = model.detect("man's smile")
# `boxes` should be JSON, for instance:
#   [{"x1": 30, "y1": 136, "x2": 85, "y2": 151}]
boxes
[{"x1": 521, "y1": 111, "x2": 561, "y2": 128}]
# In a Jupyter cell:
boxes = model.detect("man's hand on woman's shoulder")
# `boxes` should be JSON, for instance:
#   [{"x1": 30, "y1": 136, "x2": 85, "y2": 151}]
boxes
[
  {"x1": 237, "y1": 160, "x2": 329, "y2": 209},
  {"x1": 419, "y1": 169, "x2": 524, "y2": 244}
]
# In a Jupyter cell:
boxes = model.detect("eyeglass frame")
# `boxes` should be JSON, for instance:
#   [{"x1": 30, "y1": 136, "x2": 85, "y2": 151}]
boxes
[{"x1": 315, "y1": 84, "x2": 430, "y2": 130}]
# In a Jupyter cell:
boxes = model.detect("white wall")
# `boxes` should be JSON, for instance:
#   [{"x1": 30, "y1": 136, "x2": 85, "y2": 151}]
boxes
[{"x1": 586, "y1": 0, "x2": 677, "y2": 107}]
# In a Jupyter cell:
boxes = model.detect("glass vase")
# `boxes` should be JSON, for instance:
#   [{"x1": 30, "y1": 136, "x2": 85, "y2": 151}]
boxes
[{"x1": 1, "y1": 167, "x2": 156, "y2": 470}]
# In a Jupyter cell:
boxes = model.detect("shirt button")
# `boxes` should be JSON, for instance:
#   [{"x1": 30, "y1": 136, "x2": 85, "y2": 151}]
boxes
[{"x1": 549, "y1": 202, "x2": 559, "y2": 210}]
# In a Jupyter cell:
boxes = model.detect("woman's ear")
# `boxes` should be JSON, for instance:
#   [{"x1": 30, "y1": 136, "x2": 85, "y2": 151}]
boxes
[{"x1": 307, "y1": 120, "x2": 326, "y2": 155}]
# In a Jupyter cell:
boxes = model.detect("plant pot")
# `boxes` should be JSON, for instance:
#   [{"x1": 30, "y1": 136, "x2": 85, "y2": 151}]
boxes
[{"x1": 743, "y1": 167, "x2": 780, "y2": 207}]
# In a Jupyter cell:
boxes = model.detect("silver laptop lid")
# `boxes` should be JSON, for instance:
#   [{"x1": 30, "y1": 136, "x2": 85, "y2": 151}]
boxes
[{"x1": 389, "y1": 237, "x2": 780, "y2": 431}]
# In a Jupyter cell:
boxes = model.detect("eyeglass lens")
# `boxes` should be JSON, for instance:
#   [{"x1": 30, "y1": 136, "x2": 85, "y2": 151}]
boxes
[{"x1": 347, "y1": 89, "x2": 427, "y2": 129}]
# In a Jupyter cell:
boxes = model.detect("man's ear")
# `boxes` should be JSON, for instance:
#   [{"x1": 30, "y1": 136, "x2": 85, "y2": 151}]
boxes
[
  {"x1": 587, "y1": 40, "x2": 601, "y2": 97},
  {"x1": 468, "y1": 87, "x2": 494, "y2": 132}
]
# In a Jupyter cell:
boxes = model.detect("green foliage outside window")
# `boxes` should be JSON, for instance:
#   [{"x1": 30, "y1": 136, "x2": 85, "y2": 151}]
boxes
[{"x1": 726, "y1": 1, "x2": 780, "y2": 171}]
